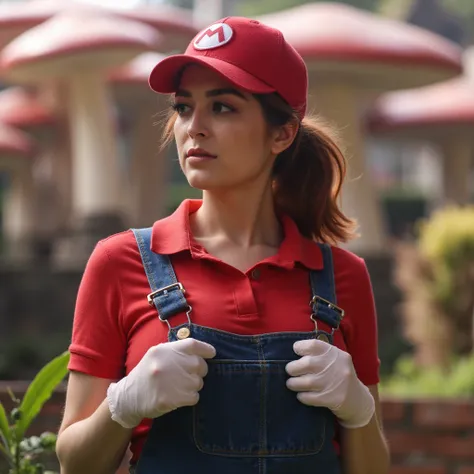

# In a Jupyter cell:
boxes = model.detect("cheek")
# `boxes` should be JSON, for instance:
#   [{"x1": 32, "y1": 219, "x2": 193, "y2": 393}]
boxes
[
  {"x1": 173, "y1": 119, "x2": 187, "y2": 147},
  {"x1": 173, "y1": 121, "x2": 187, "y2": 162},
  {"x1": 226, "y1": 124, "x2": 268, "y2": 164},
  {"x1": 223, "y1": 115, "x2": 264, "y2": 146}
]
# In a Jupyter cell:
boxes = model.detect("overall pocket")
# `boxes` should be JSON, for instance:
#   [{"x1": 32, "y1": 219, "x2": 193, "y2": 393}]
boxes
[{"x1": 193, "y1": 359, "x2": 329, "y2": 457}]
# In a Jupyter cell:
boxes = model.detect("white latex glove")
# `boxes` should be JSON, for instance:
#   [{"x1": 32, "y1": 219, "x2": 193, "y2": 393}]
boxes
[
  {"x1": 285, "y1": 339, "x2": 375, "y2": 429},
  {"x1": 107, "y1": 338, "x2": 216, "y2": 429}
]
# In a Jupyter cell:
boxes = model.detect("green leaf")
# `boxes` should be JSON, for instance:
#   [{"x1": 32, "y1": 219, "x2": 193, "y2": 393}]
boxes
[
  {"x1": 0, "y1": 440, "x2": 12, "y2": 466},
  {"x1": 14, "y1": 351, "x2": 70, "y2": 441},
  {"x1": 0, "y1": 402, "x2": 11, "y2": 449}
]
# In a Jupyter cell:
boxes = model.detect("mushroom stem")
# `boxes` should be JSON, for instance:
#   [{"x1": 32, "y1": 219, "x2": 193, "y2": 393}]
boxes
[
  {"x1": 440, "y1": 139, "x2": 472, "y2": 205},
  {"x1": 51, "y1": 124, "x2": 73, "y2": 229},
  {"x1": 3, "y1": 163, "x2": 35, "y2": 260},
  {"x1": 127, "y1": 103, "x2": 168, "y2": 227},
  {"x1": 68, "y1": 72, "x2": 123, "y2": 220},
  {"x1": 312, "y1": 82, "x2": 386, "y2": 253}
]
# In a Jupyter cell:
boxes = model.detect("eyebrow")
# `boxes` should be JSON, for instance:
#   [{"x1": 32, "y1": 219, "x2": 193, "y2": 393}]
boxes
[{"x1": 175, "y1": 87, "x2": 248, "y2": 100}]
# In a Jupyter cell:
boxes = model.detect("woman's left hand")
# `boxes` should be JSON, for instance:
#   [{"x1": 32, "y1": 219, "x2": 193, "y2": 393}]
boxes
[{"x1": 285, "y1": 339, "x2": 375, "y2": 429}]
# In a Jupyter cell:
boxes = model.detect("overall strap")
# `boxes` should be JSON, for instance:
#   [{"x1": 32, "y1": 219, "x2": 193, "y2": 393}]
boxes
[
  {"x1": 132, "y1": 227, "x2": 190, "y2": 321},
  {"x1": 309, "y1": 243, "x2": 344, "y2": 330}
]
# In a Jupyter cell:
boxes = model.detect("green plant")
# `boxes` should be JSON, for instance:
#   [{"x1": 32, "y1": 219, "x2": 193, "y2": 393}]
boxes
[
  {"x1": 0, "y1": 351, "x2": 70, "y2": 474},
  {"x1": 380, "y1": 352, "x2": 474, "y2": 397},
  {"x1": 394, "y1": 205, "x2": 474, "y2": 368}
]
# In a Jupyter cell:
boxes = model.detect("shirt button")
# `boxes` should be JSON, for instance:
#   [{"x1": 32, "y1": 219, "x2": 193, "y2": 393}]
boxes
[
  {"x1": 177, "y1": 327, "x2": 191, "y2": 340},
  {"x1": 250, "y1": 268, "x2": 261, "y2": 280}
]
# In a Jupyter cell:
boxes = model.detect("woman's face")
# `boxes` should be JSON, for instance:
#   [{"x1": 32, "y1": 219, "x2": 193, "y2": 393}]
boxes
[{"x1": 173, "y1": 65, "x2": 286, "y2": 192}]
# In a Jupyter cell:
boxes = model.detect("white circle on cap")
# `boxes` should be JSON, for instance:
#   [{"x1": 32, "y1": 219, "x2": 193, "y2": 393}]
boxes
[{"x1": 194, "y1": 23, "x2": 233, "y2": 50}]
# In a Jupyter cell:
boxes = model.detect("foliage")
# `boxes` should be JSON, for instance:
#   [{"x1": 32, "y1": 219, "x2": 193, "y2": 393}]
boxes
[
  {"x1": 394, "y1": 206, "x2": 474, "y2": 369},
  {"x1": 0, "y1": 352, "x2": 70, "y2": 474},
  {"x1": 417, "y1": 206, "x2": 474, "y2": 358},
  {"x1": 166, "y1": 0, "x2": 194, "y2": 9},
  {"x1": 0, "y1": 335, "x2": 71, "y2": 381},
  {"x1": 377, "y1": 0, "x2": 413, "y2": 18},
  {"x1": 379, "y1": 0, "x2": 474, "y2": 42},
  {"x1": 380, "y1": 352, "x2": 474, "y2": 397}
]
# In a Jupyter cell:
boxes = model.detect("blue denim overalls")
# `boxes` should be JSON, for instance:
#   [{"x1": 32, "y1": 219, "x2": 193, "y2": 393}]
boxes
[{"x1": 131, "y1": 227, "x2": 344, "y2": 474}]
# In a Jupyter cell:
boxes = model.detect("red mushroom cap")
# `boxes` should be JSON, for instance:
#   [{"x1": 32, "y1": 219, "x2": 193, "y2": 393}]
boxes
[
  {"x1": 0, "y1": 123, "x2": 36, "y2": 159},
  {"x1": 109, "y1": 52, "x2": 168, "y2": 108},
  {"x1": 0, "y1": 10, "x2": 161, "y2": 83},
  {"x1": 0, "y1": 87, "x2": 56, "y2": 130},
  {"x1": 0, "y1": 0, "x2": 67, "y2": 49},
  {"x1": 117, "y1": 5, "x2": 198, "y2": 52},
  {"x1": 0, "y1": 0, "x2": 197, "y2": 53},
  {"x1": 109, "y1": 52, "x2": 166, "y2": 85},
  {"x1": 366, "y1": 77, "x2": 474, "y2": 138}
]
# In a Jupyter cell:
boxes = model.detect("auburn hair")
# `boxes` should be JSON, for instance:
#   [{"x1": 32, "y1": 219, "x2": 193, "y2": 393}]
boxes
[{"x1": 160, "y1": 92, "x2": 357, "y2": 245}]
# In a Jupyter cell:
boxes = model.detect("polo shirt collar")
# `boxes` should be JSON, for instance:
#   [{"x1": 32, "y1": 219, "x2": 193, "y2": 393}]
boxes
[{"x1": 151, "y1": 199, "x2": 323, "y2": 270}]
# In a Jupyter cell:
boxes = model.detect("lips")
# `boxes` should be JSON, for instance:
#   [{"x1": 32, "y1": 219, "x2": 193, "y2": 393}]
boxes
[{"x1": 186, "y1": 147, "x2": 217, "y2": 159}]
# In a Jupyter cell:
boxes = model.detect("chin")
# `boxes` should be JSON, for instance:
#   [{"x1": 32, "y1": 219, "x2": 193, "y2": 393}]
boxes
[{"x1": 185, "y1": 171, "x2": 230, "y2": 190}]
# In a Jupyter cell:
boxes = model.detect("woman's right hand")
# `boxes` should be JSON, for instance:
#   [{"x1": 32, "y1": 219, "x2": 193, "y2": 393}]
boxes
[{"x1": 106, "y1": 338, "x2": 216, "y2": 428}]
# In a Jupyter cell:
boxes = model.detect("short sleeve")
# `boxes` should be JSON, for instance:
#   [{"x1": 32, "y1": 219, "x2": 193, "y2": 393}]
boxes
[
  {"x1": 68, "y1": 241, "x2": 126, "y2": 379},
  {"x1": 334, "y1": 249, "x2": 380, "y2": 386}
]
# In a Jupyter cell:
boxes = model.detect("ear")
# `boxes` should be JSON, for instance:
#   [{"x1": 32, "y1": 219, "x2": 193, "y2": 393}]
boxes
[{"x1": 270, "y1": 120, "x2": 299, "y2": 155}]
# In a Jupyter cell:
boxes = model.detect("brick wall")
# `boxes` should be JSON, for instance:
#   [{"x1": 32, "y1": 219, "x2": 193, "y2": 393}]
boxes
[
  {"x1": 1, "y1": 383, "x2": 474, "y2": 474},
  {"x1": 382, "y1": 397, "x2": 474, "y2": 474}
]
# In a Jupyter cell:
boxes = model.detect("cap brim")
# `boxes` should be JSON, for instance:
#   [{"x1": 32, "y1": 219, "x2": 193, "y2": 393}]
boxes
[{"x1": 149, "y1": 54, "x2": 275, "y2": 95}]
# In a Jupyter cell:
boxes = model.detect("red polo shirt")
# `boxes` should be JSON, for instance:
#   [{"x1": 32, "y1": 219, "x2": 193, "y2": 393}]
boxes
[{"x1": 68, "y1": 199, "x2": 380, "y2": 464}]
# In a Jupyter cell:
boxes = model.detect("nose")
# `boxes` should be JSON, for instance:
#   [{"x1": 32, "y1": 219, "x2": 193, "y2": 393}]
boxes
[{"x1": 187, "y1": 108, "x2": 208, "y2": 139}]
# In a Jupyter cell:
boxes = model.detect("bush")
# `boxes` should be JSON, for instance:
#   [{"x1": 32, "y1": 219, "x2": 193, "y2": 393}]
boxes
[
  {"x1": 380, "y1": 352, "x2": 474, "y2": 397},
  {"x1": 394, "y1": 205, "x2": 474, "y2": 369},
  {"x1": 0, "y1": 335, "x2": 71, "y2": 381}
]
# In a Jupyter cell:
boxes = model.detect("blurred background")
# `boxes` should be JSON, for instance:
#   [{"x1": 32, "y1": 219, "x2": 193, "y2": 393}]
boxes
[{"x1": 0, "y1": 0, "x2": 473, "y2": 473}]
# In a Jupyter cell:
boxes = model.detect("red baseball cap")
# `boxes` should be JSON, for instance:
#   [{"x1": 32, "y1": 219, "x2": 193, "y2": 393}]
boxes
[{"x1": 148, "y1": 16, "x2": 308, "y2": 119}]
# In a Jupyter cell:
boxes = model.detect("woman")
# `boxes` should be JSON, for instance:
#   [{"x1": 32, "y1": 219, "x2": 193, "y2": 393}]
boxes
[{"x1": 56, "y1": 16, "x2": 390, "y2": 474}]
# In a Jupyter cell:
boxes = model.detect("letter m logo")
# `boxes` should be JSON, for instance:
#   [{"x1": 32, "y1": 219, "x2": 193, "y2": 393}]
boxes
[{"x1": 194, "y1": 23, "x2": 233, "y2": 50}]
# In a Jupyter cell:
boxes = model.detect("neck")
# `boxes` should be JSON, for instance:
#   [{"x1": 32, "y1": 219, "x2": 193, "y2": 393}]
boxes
[{"x1": 191, "y1": 180, "x2": 282, "y2": 248}]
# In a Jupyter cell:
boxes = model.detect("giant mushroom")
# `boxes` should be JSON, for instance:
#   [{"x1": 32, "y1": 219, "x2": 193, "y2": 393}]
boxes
[
  {"x1": 0, "y1": 0, "x2": 65, "y2": 52},
  {"x1": 366, "y1": 76, "x2": 474, "y2": 206},
  {"x1": 0, "y1": 86, "x2": 67, "y2": 258},
  {"x1": 0, "y1": 123, "x2": 37, "y2": 264},
  {"x1": 0, "y1": 9, "x2": 160, "y2": 266},
  {"x1": 257, "y1": 2, "x2": 463, "y2": 254}
]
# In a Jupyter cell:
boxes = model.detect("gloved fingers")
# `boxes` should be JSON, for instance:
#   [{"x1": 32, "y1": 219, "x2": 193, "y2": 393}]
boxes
[
  {"x1": 286, "y1": 354, "x2": 331, "y2": 377},
  {"x1": 295, "y1": 391, "x2": 328, "y2": 408},
  {"x1": 179, "y1": 391, "x2": 201, "y2": 407},
  {"x1": 286, "y1": 373, "x2": 325, "y2": 392},
  {"x1": 192, "y1": 356, "x2": 210, "y2": 378},
  {"x1": 182, "y1": 373, "x2": 205, "y2": 392},
  {"x1": 175, "y1": 338, "x2": 216, "y2": 359},
  {"x1": 293, "y1": 339, "x2": 331, "y2": 357}
]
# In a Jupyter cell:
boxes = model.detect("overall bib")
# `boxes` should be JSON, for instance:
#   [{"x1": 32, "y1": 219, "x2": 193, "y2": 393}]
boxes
[{"x1": 131, "y1": 227, "x2": 344, "y2": 474}]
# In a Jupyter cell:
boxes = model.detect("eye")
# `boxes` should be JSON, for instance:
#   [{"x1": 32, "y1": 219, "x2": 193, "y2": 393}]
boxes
[
  {"x1": 212, "y1": 102, "x2": 235, "y2": 114},
  {"x1": 172, "y1": 103, "x2": 191, "y2": 115}
]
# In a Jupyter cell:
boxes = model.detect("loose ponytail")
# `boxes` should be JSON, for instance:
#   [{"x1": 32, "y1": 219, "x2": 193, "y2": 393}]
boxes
[{"x1": 255, "y1": 93, "x2": 357, "y2": 245}]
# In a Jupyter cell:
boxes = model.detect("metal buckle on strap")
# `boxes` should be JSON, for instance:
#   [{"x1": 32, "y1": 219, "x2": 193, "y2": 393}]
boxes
[
  {"x1": 147, "y1": 282, "x2": 185, "y2": 307},
  {"x1": 310, "y1": 295, "x2": 345, "y2": 328}
]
